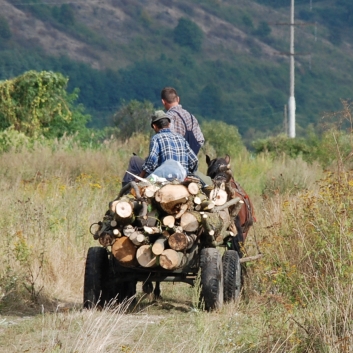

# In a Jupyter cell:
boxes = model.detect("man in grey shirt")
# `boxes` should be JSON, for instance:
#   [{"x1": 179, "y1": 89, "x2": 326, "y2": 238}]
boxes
[{"x1": 161, "y1": 87, "x2": 204, "y2": 155}]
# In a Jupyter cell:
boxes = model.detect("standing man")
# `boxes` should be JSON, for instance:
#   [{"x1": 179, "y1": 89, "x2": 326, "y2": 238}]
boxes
[{"x1": 161, "y1": 87, "x2": 204, "y2": 155}]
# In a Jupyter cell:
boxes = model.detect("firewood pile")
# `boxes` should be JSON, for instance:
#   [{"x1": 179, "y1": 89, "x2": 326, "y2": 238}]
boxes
[{"x1": 90, "y1": 177, "x2": 244, "y2": 271}]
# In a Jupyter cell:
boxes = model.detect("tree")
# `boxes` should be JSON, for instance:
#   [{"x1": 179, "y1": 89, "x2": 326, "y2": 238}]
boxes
[
  {"x1": 173, "y1": 18, "x2": 203, "y2": 52},
  {"x1": 201, "y1": 120, "x2": 244, "y2": 158},
  {"x1": 52, "y1": 4, "x2": 75, "y2": 26},
  {"x1": 199, "y1": 83, "x2": 223, "y2": 118},
  {"x1": 110, "y1": 100, "x2": 154, "y2": 139},
  {"x1": 0, "y1": 70, "x2": 90, "y2": 138},
  {"x1": 0, "y1": 16, "x2": 11, "y2": 40}
]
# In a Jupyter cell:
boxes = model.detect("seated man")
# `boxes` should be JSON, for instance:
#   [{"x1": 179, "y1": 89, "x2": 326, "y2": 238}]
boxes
[{"x1": 122, "y1": 111, "x2": 198, "y2": 184}]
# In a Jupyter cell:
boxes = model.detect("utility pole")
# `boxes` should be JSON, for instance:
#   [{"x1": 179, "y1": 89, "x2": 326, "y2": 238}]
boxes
[{"x1": 288, "y1": 0, "x2": 296, "y2": 138}]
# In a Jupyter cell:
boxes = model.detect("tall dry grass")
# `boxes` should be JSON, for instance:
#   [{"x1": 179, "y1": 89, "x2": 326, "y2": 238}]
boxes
[{"x1": 2, "y1": 133, "x2": 352, "y2": 352}]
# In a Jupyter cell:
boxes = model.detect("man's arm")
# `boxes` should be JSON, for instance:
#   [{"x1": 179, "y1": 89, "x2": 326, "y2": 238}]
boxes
[{"x1": 142, "y1": 137, "x2": 160, "y2": 175}]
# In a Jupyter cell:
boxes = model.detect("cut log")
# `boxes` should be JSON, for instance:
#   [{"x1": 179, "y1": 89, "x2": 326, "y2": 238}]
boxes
[
  {"x1": 110, "y1": 200, "x2": 119, "y2": 213},
  {"x1": 123, "y1": 225, "x2": 135, "y2": 237},
  {"x1": 111, "y1": 236, "x2": 137, "y2": 266},
  {"x1": 129, "y1": 231, "x2": 147, "y2": 246},
  {"x1": 209, "y1": 188, "x2": 228, "y2": 206},
  {"x1": 152, "y1": 236, "x2": 167, "y2": 255},
  {"x1": 155, "y1": 184, "x2": 189, "y2": 203},
  {"x1": 187, "y1": 182, "x2": 200, "y2": 195},
  {"x1": 110, "y1": 220, "x2": 117, "y2": 227},
  {"x1": 115, "y1": 199, "x2": 135, "y2": 224},
  {"x1": 229, "y1": 199, "x2": 244, "y2": 217},
  {"x1": 155, "y1": 184, "x2": 190, "y2": 214},
  {"x1": 163, "y1": 215, "x2": 175, "y2": 228},
  {"x1": 143, "y1": 226, "x2": 161, "y2": 234},
  {"x1": 193, "y1": 193, "x2": 207, "y2": 205},
  {"x1": 113, "y1": 228, "x2": 122, "y2": 238},
  {"x1": 162, "y1": 230, "x2": 171, "y2": 239},
  {"x1": 180, "y1": 211, "x2": 202, "y2": 232},
  {"x1": 136, "y1": 245, "x2": 157, "y2": 267},
  {"x1": 159, "y1": 249, "x2": 186, "y2": 270},
  {"x1": 175, "y1": 203, "x2": 188, "y2": 219},
  {"x1": 144, "y1": 184, "x2": 160, "y2": 198},
  {"x1": 168, "y1": 232, "x2": 197, "y2": 251},
  {"x1": 195, "y1": 200, "x2": 215, "y2": 211},
  {"x1": 211, "y1": 197, "x2": 242, "y2": 213},
  {"x1": 201, "y1": 212, "x2": 224, "y2": 237}
]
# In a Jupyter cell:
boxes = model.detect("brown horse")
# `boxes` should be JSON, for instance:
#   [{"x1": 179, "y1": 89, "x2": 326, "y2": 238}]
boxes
[{"x1": 206, "y1": 154, "x2": 256, "y2": 257}]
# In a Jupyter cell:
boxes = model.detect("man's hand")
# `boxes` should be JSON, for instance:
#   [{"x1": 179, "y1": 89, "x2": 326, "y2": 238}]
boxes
[{"x1": 139, "y1": 170, "x2": 147, "y2": 178}]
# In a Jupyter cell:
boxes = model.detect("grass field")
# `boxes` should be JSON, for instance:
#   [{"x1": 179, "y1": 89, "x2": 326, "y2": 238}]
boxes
[{"x1": 0, "y1": 134, "x2": 352, "y2": 352}]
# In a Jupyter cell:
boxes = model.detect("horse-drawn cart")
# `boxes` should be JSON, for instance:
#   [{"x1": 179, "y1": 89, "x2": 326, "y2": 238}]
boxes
[{"x1": 84, "y1": 156, "x2": 256, "y2": 311}]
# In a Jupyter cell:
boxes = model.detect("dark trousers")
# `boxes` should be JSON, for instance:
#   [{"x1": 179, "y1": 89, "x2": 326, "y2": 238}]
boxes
[{"x1": 122, "y1": 156, "x2": 145, "y2": 185}]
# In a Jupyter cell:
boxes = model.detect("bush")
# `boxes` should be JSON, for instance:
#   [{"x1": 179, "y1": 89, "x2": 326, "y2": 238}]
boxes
[
  {"x1": 110, "y1": 100, "x2": 154, "y2": 139},
  {"x1": 0, "y1": 16, "x2": 11, "y2": 40},
  {"x1": 201, "y1": 120, "x2": 245, "y2": 158},
  {"x1": 173, "y1": 17, "x2": 203, "y2": 51},
  {"x1": 252, "y1": 134, "x2": 311, "y2": 159}
]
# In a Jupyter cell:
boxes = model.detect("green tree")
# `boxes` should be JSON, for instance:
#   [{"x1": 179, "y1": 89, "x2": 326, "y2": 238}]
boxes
[
  {"x1": 173, "y1": 18, "x2": 203, "y2": 52},
  {"x1": 199, "y1": 83, "x2": 223, "y2": 118},
  {"x1": 52, "y1": 4, "x2": 75, "y2": 26},
  {"x1": 202, "y1": 120, "x2": 244, "y2": 158},
  {"x1": 111, "y1": 100, "x2": 154, "y2": 139},
  {"x1": 0, "y1": 70, "x2": 90, "y2": 138},
  {"x1": 0, "y1": 16, "x2": 11, "y2": 40}
]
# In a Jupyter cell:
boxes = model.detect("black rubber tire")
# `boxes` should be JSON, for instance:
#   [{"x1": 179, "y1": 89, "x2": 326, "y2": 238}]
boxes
[
  {"x1": 200, "y1": 248, "x2": 223, "y2": 311},
  {"x1": 223, "y1": 250, "x2": 241, "y2": 302},
  {"x1": 83, "y1": 247, "x2": 109, "y2": 309}
]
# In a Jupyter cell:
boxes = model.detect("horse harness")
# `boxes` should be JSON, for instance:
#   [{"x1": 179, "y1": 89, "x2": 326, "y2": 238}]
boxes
[{"x1": 213, "y1": 171, "x2": 255, "y2": 235}]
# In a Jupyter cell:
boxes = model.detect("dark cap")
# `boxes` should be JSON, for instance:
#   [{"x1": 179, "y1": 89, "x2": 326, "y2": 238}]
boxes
[{"x1": 151, "y1": 110, "x2": 170, "y2": 127}]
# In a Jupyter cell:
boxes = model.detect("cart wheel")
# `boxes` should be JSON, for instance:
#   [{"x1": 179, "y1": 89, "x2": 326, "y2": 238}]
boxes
[
  {"x1": 200, "y1": 248, "x2": 223, "y2": 311},
  {"x1": 83, "y1": 247, "x2": 109, "y2": 309},
  {"x1": 223, "y1": 250, "x2": 241, "y2": 302}
]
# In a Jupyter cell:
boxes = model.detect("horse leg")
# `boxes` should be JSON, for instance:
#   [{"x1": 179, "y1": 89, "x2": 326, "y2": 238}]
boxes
[
  {"x1": 142, "y1": 280, "x2": 153, "y2": 294},
  {"x1": 232, "y1": 215, "x2": 244, "y2": 258},
  {"x1": 153, "y1": 281, "x2": 161, "y2": 300}
]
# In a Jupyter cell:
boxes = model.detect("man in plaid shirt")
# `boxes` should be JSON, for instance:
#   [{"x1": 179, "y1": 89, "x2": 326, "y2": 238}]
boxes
[
  {"x1": 122, "y1": 111, "x2": 198, "y2": 185},
  {"x1": 161, "y1": 87, "x2": 204, "y2": 155},
  {"x1": 139, "y1": 111, "x2": 198, "y2": 178}
]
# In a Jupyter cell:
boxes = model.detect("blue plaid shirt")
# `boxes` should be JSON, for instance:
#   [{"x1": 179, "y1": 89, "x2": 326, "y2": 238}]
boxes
[{"x1": 142, "y1": 128, "x2": 198, "y2": 175}]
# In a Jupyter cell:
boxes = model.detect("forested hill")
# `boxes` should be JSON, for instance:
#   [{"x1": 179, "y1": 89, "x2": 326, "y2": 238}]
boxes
[{"x1": 1, "y1": 0, "x2": 353, "y2": 142}]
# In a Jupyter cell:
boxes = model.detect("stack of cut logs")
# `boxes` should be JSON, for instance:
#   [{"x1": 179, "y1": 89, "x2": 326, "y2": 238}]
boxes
[{"x1": 92, "y1": 178, "x2": 243, "y2": 271}]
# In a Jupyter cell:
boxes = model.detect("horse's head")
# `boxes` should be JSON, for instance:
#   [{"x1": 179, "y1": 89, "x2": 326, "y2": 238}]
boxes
[{"x1": 206, "y1": 154, "x2": 231, "y2": 179}]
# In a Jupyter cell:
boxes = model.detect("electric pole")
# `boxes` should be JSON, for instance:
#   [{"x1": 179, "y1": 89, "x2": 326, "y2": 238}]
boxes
[{"x1": 288, "y1": 0, "x2": 296, "y2": 138}]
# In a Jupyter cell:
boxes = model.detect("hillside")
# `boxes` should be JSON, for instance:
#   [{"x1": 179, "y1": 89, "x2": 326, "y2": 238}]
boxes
[{"x1": 1, "y1": 0, "x2": 353, "y2": 141}]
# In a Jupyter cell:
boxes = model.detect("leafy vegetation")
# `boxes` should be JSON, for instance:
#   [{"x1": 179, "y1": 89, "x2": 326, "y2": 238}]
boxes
[
  {"x1": 0, "y1": 16, "x2": 11, "y2": 41},
  {"x1": 173, "y1": 17, "x2": 204, "y2": 51},
  {"x1": 0, "y1": 70, "x2": 90, "y2": 138},
  {"x1": 1, "y1": 0, "x2": 353, "y2": 145},
  {"x1": 110, "y1": 99, "x2": 155, "y2": 139}
]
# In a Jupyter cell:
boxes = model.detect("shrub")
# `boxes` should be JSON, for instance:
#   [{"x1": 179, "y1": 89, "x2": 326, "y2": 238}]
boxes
[
  {"x1": 252, "y1": 134, "x2": 311, "y2": 159},
  {"x1": 173, "y1": 17, "x2": 203, "y2": 52},
  {"x1": 110, "y1": 100, "x2": 154, "y2": 139},
  {"x1": 0, "y1": 16, "x2": 11, "y2": 40},
  {"x1": 201, "y1": 120, "x2": 245, "y2": 158}
]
